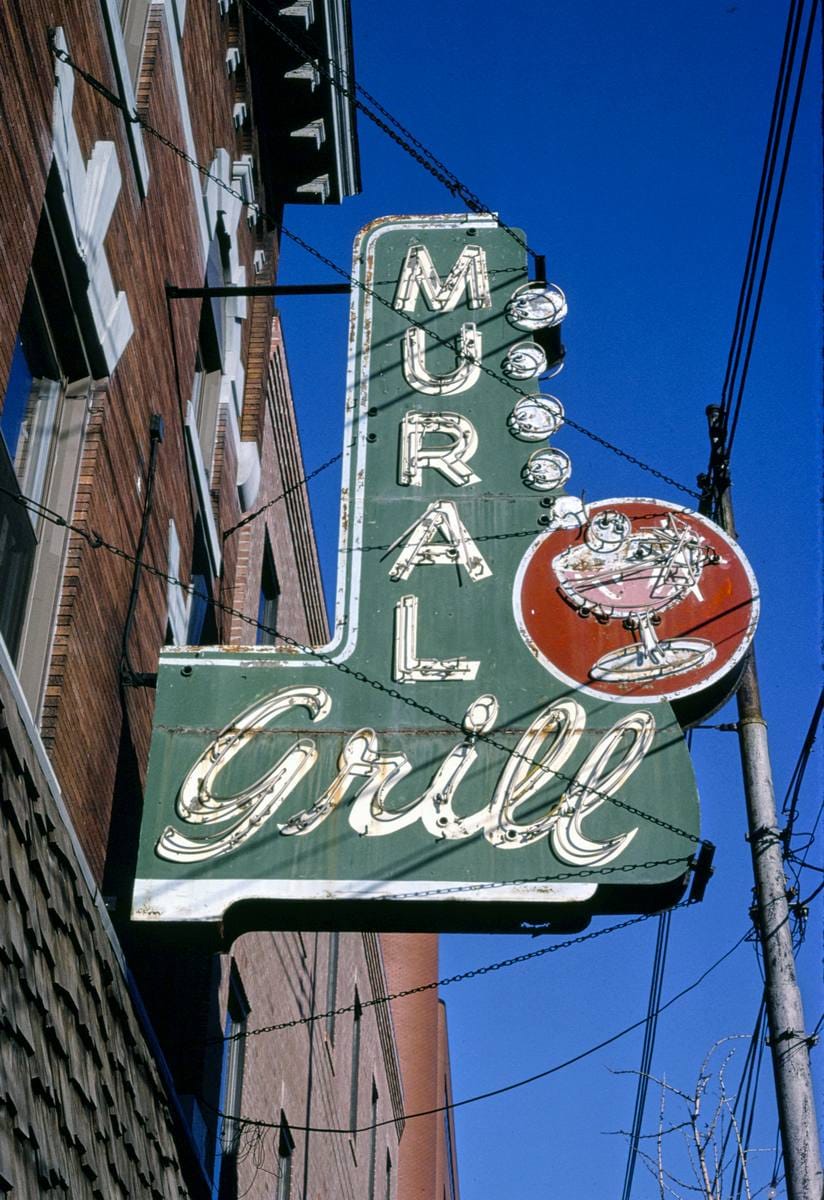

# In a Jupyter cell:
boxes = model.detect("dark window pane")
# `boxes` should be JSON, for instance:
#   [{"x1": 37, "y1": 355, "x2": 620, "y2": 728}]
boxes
[
  {"x1": 1, "y1": 338, "x2": 34, "y2": 461},
  {"x1": 0, "y1": 440, "x2": 36, "y2": 657},
  {"x1": 257, "y1": 534, "x2": 280, "y2": 644}
]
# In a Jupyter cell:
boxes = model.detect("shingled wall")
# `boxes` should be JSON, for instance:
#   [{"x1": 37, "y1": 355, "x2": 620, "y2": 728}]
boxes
[{"x1": 0, "y1": 653, "x2": 196, "y2": 1198}]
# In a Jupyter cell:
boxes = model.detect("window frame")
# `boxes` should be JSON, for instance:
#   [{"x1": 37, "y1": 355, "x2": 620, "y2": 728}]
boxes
[
  {"x1": 257, "y1": 531, "x2": 281, "y2": 644},
  {"x1": 0, "y1": 179, "x2": 95, "y2": 714},
  {"x1": 90, "y1": 7, "x2": 151, "y2": 197},
  {"x1": 214, "y1": 964, "x2": 250, "y2": 1197},
  {"x1": 349, "y1": 987, "x2": 362, "y2": 1137},
  {"x1": 325, "y1": 932, "x2": 340, "y2": 1044},
  {"x1": 276, "y1": 1114, "x2": 294, "y2": 1200},
  {"x1": 367, "y1": 1078, "x2": 379, "y2": 1200}
]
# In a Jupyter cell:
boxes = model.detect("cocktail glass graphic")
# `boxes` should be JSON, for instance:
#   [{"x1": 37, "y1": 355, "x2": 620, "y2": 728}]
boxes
[{"x1": 552, "y1": 509, "x2": 721, "y2": 682}]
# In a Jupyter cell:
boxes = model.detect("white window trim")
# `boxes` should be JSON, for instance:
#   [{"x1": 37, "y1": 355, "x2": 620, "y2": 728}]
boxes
[
  {"x1": 16, "y1": 380, "x2": 94, "y2": 718},
  {"x1": 52, "y1": 30, "x2": 134, "y2": 373},
  {"x1": 170, "y1": 0, "x2": 187, "y2": 38},
  {"x1": 90, "y1": 7, "x2": 151, "y2": 197},
  {"x1": 236, "y1": 440, "x2": 261, "y2": 511},
  {"x1": 184, "y1": 400, "x2": 222, "y2": 578},
  {"x1": 16, "y1": 378, "x2": 61, "y2": 512},
  {"x1": 167, "y1": 519, "x2": 191, "y2": 644}
]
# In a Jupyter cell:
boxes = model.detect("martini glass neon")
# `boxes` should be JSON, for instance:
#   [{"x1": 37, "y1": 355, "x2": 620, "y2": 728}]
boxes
[{"x1": 552, "y1": 509, "x2": 721, "y2": 682}]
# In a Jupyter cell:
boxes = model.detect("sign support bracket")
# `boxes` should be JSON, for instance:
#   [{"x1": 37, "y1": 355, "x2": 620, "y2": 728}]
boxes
[{"x1": 165, "y1": 283, "x2": 350, "y2": 299}]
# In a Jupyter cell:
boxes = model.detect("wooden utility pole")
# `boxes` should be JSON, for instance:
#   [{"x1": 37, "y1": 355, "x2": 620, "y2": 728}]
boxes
[{"x1": 703, "y1": 406, "x2": 822, "y2": 1200}]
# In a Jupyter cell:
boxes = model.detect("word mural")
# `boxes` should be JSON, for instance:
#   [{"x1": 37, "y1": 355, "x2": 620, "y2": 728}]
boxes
[{"x1": 134, "y1": 216, "x2": 759, "y2": 934}]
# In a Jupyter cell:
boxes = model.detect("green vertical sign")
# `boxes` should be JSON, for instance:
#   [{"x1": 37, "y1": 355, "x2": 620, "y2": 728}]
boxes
[{"x1": 132, "y1": 215, "x2": 730, "y2": 935}]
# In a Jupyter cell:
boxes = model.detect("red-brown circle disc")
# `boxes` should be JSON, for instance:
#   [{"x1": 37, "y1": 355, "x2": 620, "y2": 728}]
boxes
[{"x1": 513, "y1": 498, "x2": 759, "y2": 705}]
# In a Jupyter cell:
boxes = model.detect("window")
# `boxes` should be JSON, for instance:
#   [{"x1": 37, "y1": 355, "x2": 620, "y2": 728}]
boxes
[
  {"x1": 325, "y1": 932, "x2": 339, "y2": 1043},
  {"x1": 2, "y1": 329, "x2": 61, "y2": 512},
  {"x1": 117, "y1": 0, "x2": 152, "y2": 82},
  {"x1": 0, "y1": 321, "x2": 53, "y2": 659},
  {"x1": 349, "y1": 989, "x2": 362, "y2": 1135},
  {"x1": 215, "y1": 966, "x2": 249, "y2": 1197},
  {"x1": 385, "y1": 1150, "x2": 393, "y2": 1200},
  {"x1": 276, "y1": 1114, "x2": 294, "y2": 1200},
  {"x1": 0, "y1": 172, "x2": 93, "y2": 708},
  {"x1": 186, "y1": 514, "x2": 219, "y2": 646},
  {"x1": 184, "y1": 219, "x2": 236, "y2": 585},
  {"x1": 367, "y1": 1080, "x2": 378, "y2": 1200},
  {"x1": 257, "y1": 533, "x2": 280, "y2": 644},
  {"x1": 190, "y1": 230, "x2": 228, "y2": 482},
  {"x1": 443, "y1": 1091, "x2": 457, "y2": 1200}
]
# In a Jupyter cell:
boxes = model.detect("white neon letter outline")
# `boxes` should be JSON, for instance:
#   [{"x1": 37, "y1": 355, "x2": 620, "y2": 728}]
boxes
[
  {"x1": 393, "y1": 595, "x2": 480, "y2": 682},
  {"x1": 394, "y1": 244, "x2": 492, "y2": 312},
  {"x1": 402, "y1": 324, "x2": 482, "y2": 396},
  {"x1": 388, "y1": 501, "x2": 493, "y2": 582},
  {"x1": 399, "y1": 411, "x2": 481, "y2": 488},
  {"x1": 155, "y1": 685, "x2": 330, "y2": 862}
]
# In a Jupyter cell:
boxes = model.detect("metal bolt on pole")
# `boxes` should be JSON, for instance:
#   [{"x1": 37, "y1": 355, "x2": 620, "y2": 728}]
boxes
[{"x1": 704, "y1": 409, "x2": 822, "y2": 1200}]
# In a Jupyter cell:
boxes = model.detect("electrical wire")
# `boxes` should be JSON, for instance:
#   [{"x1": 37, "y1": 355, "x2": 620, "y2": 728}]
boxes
[
  {"x1": 222, "y1": 900, "x2": 694, "y2": 1045},
  {"x1": 714, "y1": 998, "x2": 766, "y2": 1200},
  {"x1": 718, "y1": 0, "x2": 803, "y2": 431},
  {"x1": 119, "y1": 416, "x2": 163, "y2": 688},
  {"x1": 724, "y1": 0, "x2": 819, "y2": 461},
  {"x1": 730, "y1": 1004, "x2": 768, "y2": 1200},
  {"x1": 615, "y1": 722, "x2": 695, "y2": 1197},
  {"x1": 619, "y1": 909, "x2": 671, "y2": 1200},
  {"x1": 203, "y1": 928, "x2": 750, "y2": 1135},
  {"x1": 49, "y1": 38, "x2": 701, "y2": 502},
  {"x1": 0, "y1": 479, "x2": 708, "y2": 851},
  {"x1": 781, "y1": 684, "x2": 823, "y2": 850},
  {"x1": 709, "y1": 0, "x2": 820, "y2": 496}
]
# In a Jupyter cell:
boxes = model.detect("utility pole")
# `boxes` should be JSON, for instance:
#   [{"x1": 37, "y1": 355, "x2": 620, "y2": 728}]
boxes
[{"x1": 702, "y1": 406, "x2": 822, "y2": 1200}]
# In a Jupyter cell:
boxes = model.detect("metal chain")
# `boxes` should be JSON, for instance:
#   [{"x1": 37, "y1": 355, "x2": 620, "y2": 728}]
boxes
[
  {"x1": 371, "y1": 856, "x2": 693, "y2": 901},
  {"x1": 223, "y1": 446, "x2": 346, "y2": 538},
  {"x1": 49, "y1": 42, "x2": 699, "y2": 501},
  {"x1": 4, "y1": 482, "x2": 706, "y2": 850},
  {"x1": 224, "y1": 898, "x2": 696, "y2": 1043}
]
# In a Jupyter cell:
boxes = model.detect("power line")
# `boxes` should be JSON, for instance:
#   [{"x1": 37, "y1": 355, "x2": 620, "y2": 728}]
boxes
[
  {"x1": 278, "y1": 214, "x2": 700, "y2": 498},
  {"x1": 729, "y1": 1004, "x2": 768, "y2": 1200},
  {"x1": 49, "y1": 38, "x2": 700, "y2": 502},
  {"x1": 714, "y1": 999, "x2": 767, "y2": 1198},
  {"x1": 205, "y1": 929, "x2": 749, "y2": 1135},
  {"x1": 222, "y1": 900, "x2": 695, "y2": 1045},
  {"x1": 620, "y1": 910, "x2": 671, "y2": 1200},
  {"x1": 0, "y1": 480, "x2": 707, "y2": 850},
  {"x1": 724, "y1": 0, "x2": 819, "y2": 461},
  {"x1": 707, "y1": 0, "x2": 820, "y2": 497},
  {"x1": 620, "y1": 729, "x2": 696, "y2": 1197},
  {"x1": 718, "y1": 0, "x2": 803, "y2": 430},
  {"x1": 781, "y1": 684, "x2": 823, "y2": 848}
]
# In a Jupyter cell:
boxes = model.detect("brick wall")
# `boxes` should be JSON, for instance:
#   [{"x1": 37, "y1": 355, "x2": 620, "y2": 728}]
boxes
[
  {"x1": 226, "y1": 930, "x2": 404, "y2": 1199},
  {"x1": 382, "y1": 934, "x2": 460, "y2": 1200}
]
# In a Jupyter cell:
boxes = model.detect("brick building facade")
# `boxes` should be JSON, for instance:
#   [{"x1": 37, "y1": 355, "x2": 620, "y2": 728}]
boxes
[{"x1": 0, "y1": 2, "x2": 459, "y2": 1196}]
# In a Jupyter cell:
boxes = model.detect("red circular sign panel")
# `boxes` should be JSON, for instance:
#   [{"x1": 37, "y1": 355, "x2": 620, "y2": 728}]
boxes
[{"x1": 514, "y1": 499, "x2": 759, "y2": 706}]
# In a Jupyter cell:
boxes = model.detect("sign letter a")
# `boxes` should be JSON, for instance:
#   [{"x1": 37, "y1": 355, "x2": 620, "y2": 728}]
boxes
[
  {"x1": 394, "y1": 244, "x2": 492, "y2": 312},
  {"x1": 388, "y1": 501, "x2": 493, "y2": 582}
]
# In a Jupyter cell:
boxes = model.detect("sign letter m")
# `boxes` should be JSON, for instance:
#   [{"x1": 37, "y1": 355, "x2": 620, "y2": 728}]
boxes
[{"x1": 394, "y1": 244, "x2": 492, "y2": 312}]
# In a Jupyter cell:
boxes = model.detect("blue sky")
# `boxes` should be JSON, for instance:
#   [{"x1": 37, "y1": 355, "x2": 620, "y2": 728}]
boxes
[{"x1": 276, "y1": 2, "x2": 822, "y2": 1195}]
